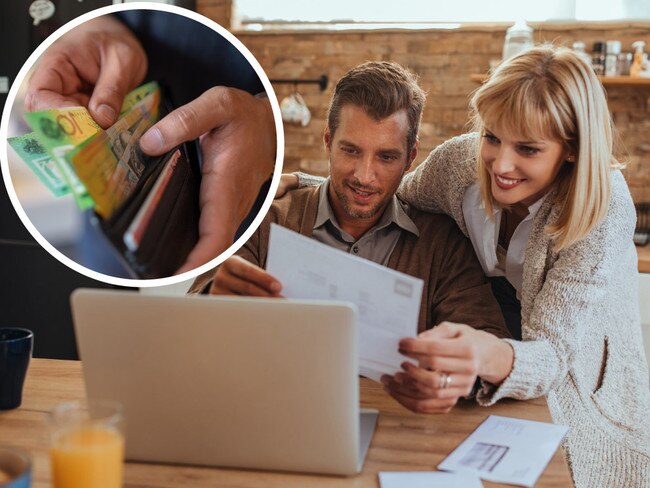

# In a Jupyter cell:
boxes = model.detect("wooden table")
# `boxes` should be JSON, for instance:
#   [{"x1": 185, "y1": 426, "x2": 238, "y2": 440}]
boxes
[{"x1": 1, "y1": 359, "x2": 573, "y2": 487}]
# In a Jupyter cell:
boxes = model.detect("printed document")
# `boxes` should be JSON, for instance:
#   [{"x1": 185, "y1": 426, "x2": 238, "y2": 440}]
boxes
[
  {"x1": 438, "y1": 415, "x2": 568, "y2": 487},
  {"x1": 379, "y1": 471, "x2": 484, "y2": 488},
  {"x1": 267, "y1": 224, "x2": 423, "y2": 381}
]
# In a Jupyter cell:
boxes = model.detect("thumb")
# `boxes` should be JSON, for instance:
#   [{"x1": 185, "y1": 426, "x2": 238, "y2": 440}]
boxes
[
  {"x1": 87, "y1": 49, "x2": 142, "y2": 128},
  {"x1": 418, "y1": 321, "x2": 465, "y2": 340},
  {"x1": 139, "y1": 87, "x2": 239, "y2": 156}
]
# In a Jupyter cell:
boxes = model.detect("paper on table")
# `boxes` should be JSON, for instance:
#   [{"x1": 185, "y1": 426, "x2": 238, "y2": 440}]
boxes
[
  {"x1": 266, "y1": 224, "x2": 423, "y2": 381},
  {"x1": 379, "y1": 471, "x2": 484, "y2": 488},
  {"x1": 438, "y1": 415, "x2": 568, "y2": 487}
]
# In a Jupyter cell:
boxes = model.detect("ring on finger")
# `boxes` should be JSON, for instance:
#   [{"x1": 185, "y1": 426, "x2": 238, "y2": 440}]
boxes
[{"x1": 438, "y1": 372, "x2": 452, "y2": 389}]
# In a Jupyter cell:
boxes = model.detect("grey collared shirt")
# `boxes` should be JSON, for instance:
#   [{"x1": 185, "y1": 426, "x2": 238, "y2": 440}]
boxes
[{"x1": 312, "y1": 179, "x2": 419, "y2": 265}]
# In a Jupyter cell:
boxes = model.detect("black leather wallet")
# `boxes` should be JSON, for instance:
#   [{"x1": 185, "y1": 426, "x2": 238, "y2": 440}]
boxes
[{"x1": 95, "y1": 93, "x2": 201, "y2": 279}]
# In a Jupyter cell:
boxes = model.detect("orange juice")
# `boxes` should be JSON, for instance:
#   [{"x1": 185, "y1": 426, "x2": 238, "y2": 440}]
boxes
[{"x1": 50, "y1": 427, "x2": 124, "y2": 488}]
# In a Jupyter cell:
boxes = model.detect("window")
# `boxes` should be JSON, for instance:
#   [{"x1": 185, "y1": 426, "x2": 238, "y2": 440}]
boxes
[{"x1": 236, "y1": 0, "x2": 650, "y2": 29}]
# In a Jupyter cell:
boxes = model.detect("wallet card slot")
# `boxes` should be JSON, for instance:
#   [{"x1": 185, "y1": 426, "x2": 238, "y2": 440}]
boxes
[
  {"x1": 125, "y1": 147, "x2": 199, "y2": 278},
  {"x1": 102, "y1": 148, "x2": 176, "y2": 238}
]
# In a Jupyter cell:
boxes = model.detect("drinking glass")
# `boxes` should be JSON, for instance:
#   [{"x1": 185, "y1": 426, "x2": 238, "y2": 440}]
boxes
[{"x1": 49, "y1": 400, "x2": 124, "y2": 488}]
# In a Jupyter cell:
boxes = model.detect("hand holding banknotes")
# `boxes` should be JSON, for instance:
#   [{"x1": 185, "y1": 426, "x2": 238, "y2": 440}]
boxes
[
  {"x1": 24, "y1": 15, "x2": 147, "y2": 128},
  {"x1": 381, "y1": 322, "x2": 514, "y2": 414},
  {"x1": 24, "y1": 14, "x2": 276, "y2": 275},
  {"x1": 139, "y1": 88, "x2": 276, "y2": 274},
  {"x1": 209, "y1": 256, "x2": 283, "y2": 297}
]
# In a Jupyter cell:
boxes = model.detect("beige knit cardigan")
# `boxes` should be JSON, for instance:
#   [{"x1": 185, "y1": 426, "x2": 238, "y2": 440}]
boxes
[{"x1": 397, "y1": 133, "x2": 650, "y2": 487}]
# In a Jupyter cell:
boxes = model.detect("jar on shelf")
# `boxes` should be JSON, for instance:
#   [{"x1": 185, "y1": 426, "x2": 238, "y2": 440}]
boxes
[
  {"x1": 605, "y1": 40, "x2": 622, "y2": 76},
  {"x1": 618, "y1": 52, "x2": 633, "y2": 76},
  {"x1": 572, "y1": 41, "x2": 593, "y2": 67}
]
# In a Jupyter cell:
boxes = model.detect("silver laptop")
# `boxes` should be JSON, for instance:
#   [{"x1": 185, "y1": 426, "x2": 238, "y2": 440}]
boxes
[{"x1": 70, "y1": 289, "x2": 378, "y2": 476}]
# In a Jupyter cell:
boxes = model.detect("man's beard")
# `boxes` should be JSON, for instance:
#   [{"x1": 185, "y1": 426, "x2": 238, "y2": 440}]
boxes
[{"x1": 333, "y1": 179, "x2": 388, "y2": 219}]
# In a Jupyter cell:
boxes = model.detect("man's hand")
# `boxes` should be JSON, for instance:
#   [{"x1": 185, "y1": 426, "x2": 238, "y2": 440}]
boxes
[
  {"x1": 139, "y1": 87, "x2": 276, "y2": 274},
  {"x1": 381, "y1": 322, "x2": 514, "y2": 414},
  {"x1": 25, "y1": 16, "x2": 147, "y2": 128},
  {"x1": 210, "y1": 256, "x2": 282, "y2": 297}
]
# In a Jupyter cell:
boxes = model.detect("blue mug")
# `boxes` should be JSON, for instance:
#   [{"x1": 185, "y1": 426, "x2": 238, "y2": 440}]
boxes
[
  {"x1": 0, "y1": 446, "x2": 31, "y2": 488},
  {"x1": 0, "y1": 329, "x2": 33, "y2": 410}
]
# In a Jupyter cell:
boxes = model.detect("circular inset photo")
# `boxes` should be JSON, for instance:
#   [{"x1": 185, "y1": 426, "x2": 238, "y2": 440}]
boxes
[{"x1": 1, "y1": 3, "x2": 283, "y2": 287}]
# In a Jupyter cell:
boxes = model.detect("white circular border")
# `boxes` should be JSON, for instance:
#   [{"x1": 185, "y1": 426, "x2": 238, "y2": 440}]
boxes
[{"x1": 0, "y1": 2, "x2": 284, "y2": 288}]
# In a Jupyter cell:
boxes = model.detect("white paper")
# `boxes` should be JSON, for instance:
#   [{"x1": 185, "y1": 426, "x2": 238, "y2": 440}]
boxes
[
  {"x1": 379, "y1": 471, "x2": 484, "y2": 488},
  {"x1": 438, "y1": 415, "x2": 569, "y2": 487},
  {"x1": 267, "y1": 224, "x2": 423, "y2": 381}
]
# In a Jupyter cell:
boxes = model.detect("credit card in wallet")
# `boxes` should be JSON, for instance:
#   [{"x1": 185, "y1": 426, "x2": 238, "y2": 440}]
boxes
[{"x1": 123, "y1": 149, "x2": 181, "y2": 252}]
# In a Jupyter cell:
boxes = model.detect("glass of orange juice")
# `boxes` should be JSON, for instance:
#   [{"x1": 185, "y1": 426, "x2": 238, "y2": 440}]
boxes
[{"x1": 48, "y1": 400, "x2": 124, "y2": 488}]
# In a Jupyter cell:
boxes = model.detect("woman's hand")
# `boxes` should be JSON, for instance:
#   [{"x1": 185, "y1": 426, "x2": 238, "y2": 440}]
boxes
[
  {"x1": 275, "y1": 174, "x2": 299, "y2": 198},
  {"x1": 381, "y1": 322, "x2": 514, "y2": 414}
]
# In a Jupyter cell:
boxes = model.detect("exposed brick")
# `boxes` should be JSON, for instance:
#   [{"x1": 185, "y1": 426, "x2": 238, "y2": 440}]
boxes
[
  {"x1": 236, "y1": 27, "x2": 650, "y2": 199},
  {"x1": 196, "y1": 0, "x2": 232, "y2": 27}
]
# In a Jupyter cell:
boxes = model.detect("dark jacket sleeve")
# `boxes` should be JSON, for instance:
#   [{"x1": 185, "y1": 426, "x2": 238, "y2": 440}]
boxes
[{"x1": 427, "y1": 218, "x2": 511, "y2": 339}]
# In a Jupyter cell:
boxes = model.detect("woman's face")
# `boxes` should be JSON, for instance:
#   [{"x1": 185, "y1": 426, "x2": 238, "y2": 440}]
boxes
[{"x1": 481, "y1": 126, "x2": 571, "y2": 209}]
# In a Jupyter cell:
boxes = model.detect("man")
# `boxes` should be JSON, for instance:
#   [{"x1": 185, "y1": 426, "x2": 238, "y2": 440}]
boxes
[{"x1": 191, "y1": 61, "x2": 506, "y2": 341}]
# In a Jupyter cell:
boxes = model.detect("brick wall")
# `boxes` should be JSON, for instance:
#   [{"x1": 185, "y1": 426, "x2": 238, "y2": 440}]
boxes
[
  {"x1": 196, "y1": 0, "x2": 232, "y2": 29},
  {"x1": 199, "y1": 10, "x2": 650, "y2": 202}
]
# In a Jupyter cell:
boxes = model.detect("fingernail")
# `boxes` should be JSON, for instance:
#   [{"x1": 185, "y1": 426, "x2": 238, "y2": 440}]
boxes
[
  {"x1": 270, "y1": 282, "x2": 282, "y2": 293},
  {"x1": 96, "y1": 104, "x2": 116, "y2": 124},
  {"x1": 25, "y1": 93, "x2": 35, "y2": 111},
  {"x1": 394, "y1": 375, "x2": 403, "y2": 385},
  {"x1": 140, "y1": 127, "x2": 164, "y2": 153}
]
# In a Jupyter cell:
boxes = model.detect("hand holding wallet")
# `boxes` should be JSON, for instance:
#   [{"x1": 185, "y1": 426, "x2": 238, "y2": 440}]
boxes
[
  {"x1": 13, "y1": 82, "x2": 202, "y2": 279},
  {"x1": 91, "y1": 87, "x2": 202, "y2": 279}
]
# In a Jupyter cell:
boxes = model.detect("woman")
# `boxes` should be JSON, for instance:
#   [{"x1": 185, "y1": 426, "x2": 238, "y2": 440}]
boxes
[{"x1": 286, "y1": 46, "x2": 650, "y2": 486}]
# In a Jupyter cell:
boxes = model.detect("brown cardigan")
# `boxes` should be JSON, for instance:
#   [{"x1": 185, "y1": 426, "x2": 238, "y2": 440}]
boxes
[{"x1": 191, "y1": 185, "x2": 509, "y2": 338}]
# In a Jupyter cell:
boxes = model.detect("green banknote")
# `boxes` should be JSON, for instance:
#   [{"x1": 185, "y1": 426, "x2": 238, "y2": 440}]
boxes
[
  {"x1": 24, "y1": 107, "x2": 101, "y2": 209},
  {"x1": 24, "y1": 106, "x2": 102, "y2": 150},
  {"x1": 7, "y1": 133, "x2": 68, "y2": 196},
  {"x1": 119, "y1": 81, "x2": 159, "y2": 118},
  {"x1": 67, "y1": 86, "x2": 161, "y2": 218},
  {"x1": 13, "y1": 82, "x2": 162, "y2": 212}
]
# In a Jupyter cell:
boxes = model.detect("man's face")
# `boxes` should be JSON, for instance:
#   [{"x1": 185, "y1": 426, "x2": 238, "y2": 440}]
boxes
[{"x1": 325, "y1": 105, "x2": 415, "y2": 227}]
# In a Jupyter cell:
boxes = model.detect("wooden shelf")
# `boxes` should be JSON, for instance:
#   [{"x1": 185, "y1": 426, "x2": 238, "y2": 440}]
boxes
[
  {"x1": 470, "y1": 74, "x2": 489, "y2": 83},
  {"x1": 470, "y1": 74, "x2": 650, "y2": 87},
  {"x1": 638, "y1": 244, "x2": 650, "y2": 273},
  {"x1": 599, "y1": 76, "x2": 650, "y2": 86}
]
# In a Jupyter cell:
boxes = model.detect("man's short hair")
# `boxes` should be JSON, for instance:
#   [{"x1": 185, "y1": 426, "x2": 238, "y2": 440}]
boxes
[{"x1": 326, "y1": 61, "x2": 426, "y2": 153}]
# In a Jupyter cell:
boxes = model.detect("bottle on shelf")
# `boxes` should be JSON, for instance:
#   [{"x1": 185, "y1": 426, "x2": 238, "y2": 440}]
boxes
[
  {"x1": 631, "y1": 41, "x2": 646, "y2": 78},
  {"x1": 502, "y1": 19, "x2": 533, "y2": 61},
  {"x1": 592, "y1": 41, "x2": 606, "y2": 76}
]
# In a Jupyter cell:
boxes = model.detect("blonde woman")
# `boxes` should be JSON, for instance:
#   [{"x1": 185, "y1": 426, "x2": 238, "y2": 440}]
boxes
[{"x1": 285, "y1": 46, "x2": 650, "y2": 486}]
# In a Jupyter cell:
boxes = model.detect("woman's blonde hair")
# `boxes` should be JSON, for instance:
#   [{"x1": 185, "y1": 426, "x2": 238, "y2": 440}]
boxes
[{"x1": 470, "y1": 45, "x2": 622, "y2": 251}]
